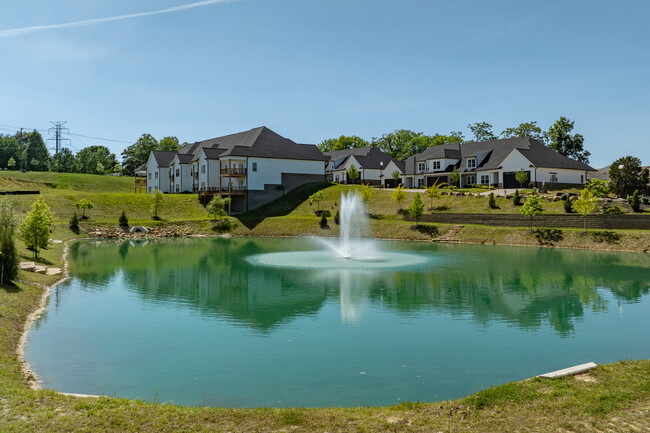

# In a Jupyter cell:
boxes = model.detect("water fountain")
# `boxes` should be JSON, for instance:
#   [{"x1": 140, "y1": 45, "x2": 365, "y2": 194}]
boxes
[{"x1": 247, "y1": 191, "x2": 430, "y2": 269}]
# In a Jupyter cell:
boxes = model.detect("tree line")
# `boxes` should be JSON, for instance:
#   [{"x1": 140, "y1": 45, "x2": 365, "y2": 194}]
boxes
[
  {"x1": 0, "y1": 131, "x2": 182, "y2": 176},
  {"x1": 318, "y1": 117, "x2": 590, "y2": 162}
]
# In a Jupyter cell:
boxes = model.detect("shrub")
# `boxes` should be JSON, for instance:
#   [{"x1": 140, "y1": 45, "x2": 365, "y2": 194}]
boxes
[
  {"x1": 69, "y1": 212, "x2": 79, "y2": 230},
  {"x1": 407, "y1": 193, "x2": 425, "y2": 226},
  {"x1": 319, "y1": 213, "x2": 328, "y2": 227},
  {"x1": 629, "y1": 190, "x2": 641, "y2": 212},
  {"x1": 642, "y1": 196, "x2": 650, "y2": 205},
  {"x1": 564, "y1": 199, "x2": 574, "y2": 213},
  {"x1": 513, "y1": 190, "x2": 521, "y2": 206},
  {"x1": 334, "y1": 209, "x2": 340, "y2": 225},
  {"x1": 0, "y1": 198, "x2": 19, "y2": 284},
  {"x1": 118, "y1": 210, "x2": 129, "y2": 227},
  {"x1": 488, "y1": 192, "x2": 496, "y2": 209},
  {"x1": 603, "y1": 205, "x2": 623, "y2": 214}
]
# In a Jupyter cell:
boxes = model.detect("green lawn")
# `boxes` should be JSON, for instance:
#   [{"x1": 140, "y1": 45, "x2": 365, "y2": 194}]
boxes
[{"x1": 0, "y1": 173, "x2": 649, "y2": 431}]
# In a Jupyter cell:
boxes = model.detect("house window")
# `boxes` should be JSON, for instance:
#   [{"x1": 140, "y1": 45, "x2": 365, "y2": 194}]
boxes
[
  {"x1": 148, "y1": 187, "x2": 151, "y2": 193},
  {"x1": 148, "y1": 173, "x2": 151, "y2": 180},
  {"x1": 155, "y1": 172, "x2": 158, "y2": 179},
  {"x1": 480, "y1": 174, "x2": 489, "y2": 184},
  {"x1": 466, "y1": 175, "x2": 475, "y2": 186},
  {"x1": 418, "y1": 162, "x2": 426, "y2": 172},
  {"x1": 467, "y1": 158, "x2": 476, "y2": 169},
  {"x1": 580, "y1": 175, "x2": 584, "y2": 183},
  {"x1": 417, "y1": 178, "x2": 424, "y2": 187},
  {"x1": 201, "y1": 165, "x2": 206, "y2": 174},
  {"x1": 176, "y1": 169, "x2": 180, "y2": 177},
  {"x1": 433, "y1": 161, "x2": 441, "y2": 170},
  {"x1": 175, "y1": 184, "x2": 179, "y2": 192},
  {"x1": 252, "y1": 162, "x2": 257, "y2": 172}
]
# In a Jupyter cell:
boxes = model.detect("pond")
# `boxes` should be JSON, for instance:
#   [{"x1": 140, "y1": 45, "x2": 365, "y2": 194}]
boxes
[{"x1": 24, "y1": 237, "x2": 650, "y2": 408}]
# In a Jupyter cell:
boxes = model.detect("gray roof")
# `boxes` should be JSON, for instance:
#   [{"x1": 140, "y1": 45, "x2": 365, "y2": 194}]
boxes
[
  {"x1": 178, "y1": 126, "x2": 326, "y2": 162},
  {"x1": 176, "y1": 154, "x2": 194, "y2": 164},
  {"x1": 323, "y1": 146, "x2": 397, "y2": 171},
  {"x1": 152, "y1": 150, "x2": 177, "y2": 167},
  {"x1": 406, "y1": 137, "x2": 594, "y2": 175}
]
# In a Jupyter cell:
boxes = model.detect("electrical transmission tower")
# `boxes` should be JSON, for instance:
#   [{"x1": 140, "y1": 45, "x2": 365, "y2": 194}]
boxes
[{"x1": 48, "y1": 121, "x2": 70, "y2": 171}]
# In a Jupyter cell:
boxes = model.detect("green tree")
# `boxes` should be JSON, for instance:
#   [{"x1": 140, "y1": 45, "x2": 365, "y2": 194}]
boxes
[
  {"x1": 309, "y1": 190, "x2": 324, "y2": 211},
  {"x1": 358, "y1": 184, "x2": 373, "y2": 205},
  {"x1": 609, "y1": 156, "x2": 649, "y2": 196},
  {"x1": 450, "y1": 166, "x2": 460, "y2": 187},
  {"x1": 392, "y1": 184, "x2": 406, "y2": 211},
  {"x1": 488, "y1": 192, "x2": 497, "y2": 209},
  {"x1": 158, "y1": 136, "x2": 181, "y2": 151},
  {"x1": 75, "y1": 199, "x2": 95, "y2": 219},
  {"x1": 572, "y1": 189, "x2": 597, "y2": 231},
  {"x1": 467, "y1": 122, "x2": 496, "y2": 142},
  {"x1": 6, "y1": 157, "x2": 15, "y2": 170},
  {"x1": 206, "y1": 196, "x2": 231, "y2": 219},
  {"x1": 75, "y1": 146, "x2": 119, "y2": 174},
  {"x1": 151, "y1": 190, "x2": 164, "y2": 219},
  {"x1": 119, "y1": 210, "x2": 129, "y2": 227},
  {"x1": 121, "y1": 133, "x2": 159, "y2": 176},
  {"x1": 500, "y1": 121, "x2": 546, "y2": 142},
  {"x1": 513, "y1": 189, "x2": 521, "y2": 206},
  {"x1": 318, "y1": 135, "x2": 370, "y2": 152},
  {"x1": 629, "y1": 190, "x2": 641, "y2": 213},
  {"x1": 0, "y1": 135, "x2": 21, "y2": 169},
  {"x1": 585, "y1": 178, "x2": 609, "y2": 198},
  {"x1": 372, "y1": 129, "x2": 453, "y2": 160},
  {"x1": 0, "y1": 198, "x2": 19, "y2": 285},
  {"x1": 515, "y1": 168, "x2": 529, "y2": 189},
  {"x1": 408, "y1": 193, "x2": 425, "y2": 226},
  {"x1": 547, "y1": 117, "x2": 590, "y2": 163},
  {"x1": 391, "y1": 170, "x2": 401, "y2": 183},
  {"x1": 19, "y1": 197, "x2": 54, "y2": 259},
  {"x1": 347, "y1": 165, "x2": 360, "y2": 184},
  {"x1": 425, "y1": 180, "x2": 441, "y2": 209},
  {"x1": 23, "y1": 131, "x2": 50, "y2": 171},
  {"x1": 521, "y1": 194, "x2": 544, "y2": 231},
  {"x1": 53, "y1": 148, "x2": 76, "y2": 172}
]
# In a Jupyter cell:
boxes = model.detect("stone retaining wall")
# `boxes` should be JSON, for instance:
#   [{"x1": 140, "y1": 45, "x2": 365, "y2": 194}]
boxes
[{"x1": 415, "y1": 213, "x2": 650, "y2": 230}]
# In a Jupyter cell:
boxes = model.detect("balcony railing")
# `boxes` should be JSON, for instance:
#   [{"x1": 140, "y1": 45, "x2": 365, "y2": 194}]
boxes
[
  {"x1": 220, "y1": 167, "x2": 247, "y2": 176},
  {"x1": 198, "y1": 186, "x2": 247, "y2": 194}
]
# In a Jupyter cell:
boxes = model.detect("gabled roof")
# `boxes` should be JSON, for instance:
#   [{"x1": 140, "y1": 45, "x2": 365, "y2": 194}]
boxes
[
  {"x1": 174, "y1": 154, "x2": 194, "y2": 164},
  {"x1": 323, "y1": 146, "x2": 397, "y2": 171},
  {"x1": 180, "y1": 126, "x2": 326, "y2": 161},
  {"x1": 407, "y1": 137, "x2": 594, "y2": 175},
  {"x1": 151, "y1": 150, "x2": 177, "y2": 167}
]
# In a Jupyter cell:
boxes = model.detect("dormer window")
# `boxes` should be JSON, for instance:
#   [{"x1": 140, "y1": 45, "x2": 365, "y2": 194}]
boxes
[
  {"x1": 467, "y1": 158, "x2": 476, "y2": 169},
  {"x1": 432, "y1": 161, "x2": 441, "y2": 170},
  {"x1": 418, "y1": 162, "x2": 427, "y2": 172}
]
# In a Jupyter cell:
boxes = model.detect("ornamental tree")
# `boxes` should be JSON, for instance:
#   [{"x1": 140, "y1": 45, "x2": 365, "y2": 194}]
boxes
[
  {"x1": 207, "y1": 196, "x2": 231, "y2": 220},
  {"x1": 392, "y1": 184, "x2": 406, "y2": 211},
  {"x1": 425, "y1": 180, "x2": 441, "y2": 209},
  {"x1": 309, "y1": 190, "x2": 324, "y2": 211},
  {"x1": 408, "y1": 193, "x2": 425, "y2": 226},
  {"x1": 20, "y1": 197, "x2": 54, "y2": 259},
  {"x1": 75, "y1": 199, "x2": 95, "y2": 219},
  {"x1": 150, "y1": 190, "x2": 164, "y2": 219},
  {"x1": 515, "y1": 168, "x2": 528, "y2": 189},
  {"x1": 358, "y1": 184, "x2": 373, "y2": 205},
  {"x1": 347, "y1": 165, "x2": 360, "y2": 184},
  {"x1": 572, "y1": 188, "x2": 598, "y2": 232},
  {"x1": 520, "y1": 194, "x2": 543, "y2": 231}
]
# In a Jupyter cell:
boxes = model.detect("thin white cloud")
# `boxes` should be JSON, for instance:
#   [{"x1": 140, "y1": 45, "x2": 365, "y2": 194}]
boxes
[{"x1": 0, "y1": 0, "x2": 234, "y2": 38}]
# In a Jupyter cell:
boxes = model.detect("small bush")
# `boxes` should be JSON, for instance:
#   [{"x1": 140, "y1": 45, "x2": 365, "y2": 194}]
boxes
[
  {"x1": 564, "y1": 199, "x2": 574, "y2": 213},
  {"x1": 69, "y1": 212, "x2": 79, "y2": 230},
  {"x1": 319, "y1": 213, "x2": 328, "y2": 227},
  {"x1": 603, "y1": 205, "x2": 623, "y2": 214},
  {"x1": 118, "y1": 210, "x2": 129, "y2": 227},
  {"x1": 334, "y1": 209, "x2": 340, "y2": 225},
  {"x1": 629, "y1": 190, "x2": 641, "y2": 212},
  {"x1": 513, "y1": 190, "x2": 521, "y2": 206},
  {"x1": 488, "y1": 192, "x2": 497, "y2": 209}
]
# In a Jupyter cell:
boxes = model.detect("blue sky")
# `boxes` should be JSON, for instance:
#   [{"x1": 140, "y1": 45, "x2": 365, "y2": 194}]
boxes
[{"x1": 1, "y1": 0, "x2": 648, "y2": 168}]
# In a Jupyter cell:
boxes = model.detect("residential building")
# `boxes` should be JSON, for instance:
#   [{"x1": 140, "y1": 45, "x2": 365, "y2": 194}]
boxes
[
  {"x1": 402, "y1": 137, "x2": 595, "y2": 189},
  {"x1": 324, "y1": 146, "x2": 401, "y2": 186},
  {"x1": 144, "y1": 127, "x2": 327, "y2": 212}
]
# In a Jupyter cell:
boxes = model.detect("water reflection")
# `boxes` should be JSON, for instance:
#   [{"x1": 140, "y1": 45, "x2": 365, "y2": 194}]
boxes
[{"x1": 65, "y1": 238, "x2": 650, "y2": 336}]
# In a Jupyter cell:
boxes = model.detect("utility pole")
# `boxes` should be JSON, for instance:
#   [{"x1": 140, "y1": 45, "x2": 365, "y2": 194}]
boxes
[
  {"x1": 19, "y1": 128, "x2": 24, "y2": 172},
  {"x1": 48, "y1": 121, "x2": 70, "y2": 172}
]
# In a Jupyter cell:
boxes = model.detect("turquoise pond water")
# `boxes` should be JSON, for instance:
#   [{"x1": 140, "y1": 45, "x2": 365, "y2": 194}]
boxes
[{"x1": 24, "y1": 237, "x2": 650, "y2": 408}]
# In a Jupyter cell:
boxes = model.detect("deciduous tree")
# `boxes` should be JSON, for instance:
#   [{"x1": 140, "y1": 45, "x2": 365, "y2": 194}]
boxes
[
  {"x1": 500, "y1": 121, "x2": 546, "y2": 143},
  {"x1": 121, "y1": 133, "x2": 159, "y2": 176},
  {"x1": 572, "y1": 189, "x2": 597, "y2": 232},
  {"x1": 608, "y1": 156, "x2": 649, "y2": 196},
  {"x1": 347, "y1": 165, "x2": 360, "y2": 183},
  {"x1": 75, "y1": 199, "x2": 95, "y2": 219},
  {"x1": 515, "y1": 168, "x2": 529, "y2": 189},
  {"x1": 0, "y1": 198, "x2": 19, "y2": 285},
  {"x1": 75, "y1": 146, "x2": 119, "y2": 174},
  {"x1": 150, "y1": 190, "x2": 164, "y2": 219},
  {"x1": 425, "y1": 181, "x2": 441, "y2": 209},
  {"x1": 392, "y1": 184, "x2": 406, "y2": 211},
  {"x1": 206, "y1": 196, "x2": 231, "y2": 220},
  {"x1": 547, "y1": 117, "x2": 590, "y2": 163},
  {"x1": 20, "y1": 197, "x2": 54, "y2": 259},
  {"x1": 309, "y1": 190, "x2": 324, "y2": 211},
  {"x1": 467, "y1": 122, "x2": 496, "y2": 142},
  {"x1": 585, "y1": 178, "x2": 609, "y2": 198},
  {"x1": 318, "y1": 135, "x2": 370, "y2": 152},
  {"x1": 408, "y1": 193, "x2": 425, "y2": 226},
  {"x1": 357, "y1": 184, "x2": 373, "y2": 205},
  {"x1": 450, "y1": 166, "x2": 460, "y2": 188},
  {"x1": 521, "y1": 194, "x2": 543, "y2": 231}
]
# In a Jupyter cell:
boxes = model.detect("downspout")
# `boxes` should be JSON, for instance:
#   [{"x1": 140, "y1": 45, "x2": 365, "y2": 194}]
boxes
[{"x1": 246, "y1": 157, "x2": 249, "y2": 213}]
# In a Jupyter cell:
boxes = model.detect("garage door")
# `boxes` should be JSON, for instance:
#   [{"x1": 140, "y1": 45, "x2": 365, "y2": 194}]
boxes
[{"x1": 503, "y1": 171, "x2": 530, "y2": 189}]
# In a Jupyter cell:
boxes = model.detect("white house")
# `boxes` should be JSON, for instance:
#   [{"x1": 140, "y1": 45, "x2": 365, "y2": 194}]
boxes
[
  {"x1": 402, "y1": 137, "x2": 595, "y2": 189},
  {"x1": 145, "y1": 127, "x2": 327, "y2": 212},
  {"x1": 323, "y1": 146, "x2": 399, "y2": 186}
]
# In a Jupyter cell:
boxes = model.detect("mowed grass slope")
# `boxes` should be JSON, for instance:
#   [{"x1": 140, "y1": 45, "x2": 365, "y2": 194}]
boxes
[{"x1": 0, "y1": 172, "x2": 649, "y2": 431}]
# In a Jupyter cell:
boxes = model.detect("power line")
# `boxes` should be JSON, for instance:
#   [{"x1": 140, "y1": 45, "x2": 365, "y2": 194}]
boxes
[{"x1": 68, "y1": 132, "x2": 132, "y2": 144}]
